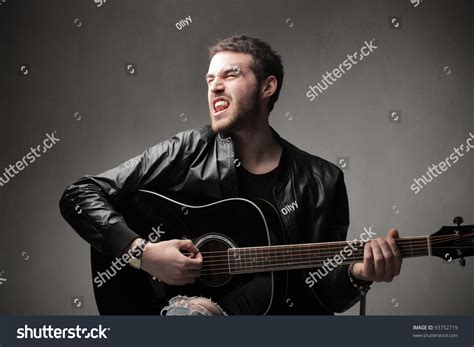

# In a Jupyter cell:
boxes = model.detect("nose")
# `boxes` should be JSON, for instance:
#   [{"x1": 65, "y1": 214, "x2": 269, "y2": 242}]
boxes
[{"x1": 209, "y1": 76, "x2": 225, "y2": 93}]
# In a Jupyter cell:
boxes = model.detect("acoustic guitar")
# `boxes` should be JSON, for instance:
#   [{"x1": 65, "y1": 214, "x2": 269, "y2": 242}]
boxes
[{"x1": 90, "y1": 189, "x2": 473, "y2": 315}]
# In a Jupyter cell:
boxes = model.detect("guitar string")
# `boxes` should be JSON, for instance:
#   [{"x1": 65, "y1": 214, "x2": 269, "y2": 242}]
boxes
[
  {"x1": 197, "y1": 242, "x2": 473, "y2": 263},
  {"x1": 196, "y1": 242, "x2": 473, "y2": 270},
  {"x1": 197, "y1": 250, "x2": 433, "y2": 276},
  {"x1": 191, "y1": 234, "x2": 473, "y2": 262},
  {"x1": 198, "y1": 242, "x2": 429, "y2": 262},
  {"x1": 197, "y1": 239, "x2": 452, "y2": 260},
  {"x1": 198, "y1": 252, "x2": 470, "y2": 275},
  {"x1": 139, "y1": 233, "x2": 472, "y2": 275},
  {"x1": 192, "y1": 233, "x2": 474, "y2": 257},
  {"x1": 194, "y1": 240, "x2": 473, "y2": 271},
  {"x1": 201, "y1": 245, "x2": 472, "y2": 263},
  {"x1": 198, "y1": 248, "x2": 472, "y2": 276},
  {"x1": 197, "y1": 245, "x2": 472, "y2": 275}
]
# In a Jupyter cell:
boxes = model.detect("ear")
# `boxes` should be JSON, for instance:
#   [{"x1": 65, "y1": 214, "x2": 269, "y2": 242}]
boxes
[{"x1": 260, "y1": 75, "x2": 278, "y2": 100}]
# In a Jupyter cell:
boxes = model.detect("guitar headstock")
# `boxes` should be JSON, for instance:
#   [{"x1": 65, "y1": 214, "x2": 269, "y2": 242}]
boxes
[{"x1": 430, "y1": 216, "x2": 474, "y2": 265}]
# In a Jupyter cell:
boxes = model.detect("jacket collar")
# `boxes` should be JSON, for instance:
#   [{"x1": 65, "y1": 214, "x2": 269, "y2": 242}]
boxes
[
  {"x1": 270, "y1": 127, "x2": 293, "y2": 188},
  {"x1": 215, "y1": 125, "x2": 294, "y2": 187}
]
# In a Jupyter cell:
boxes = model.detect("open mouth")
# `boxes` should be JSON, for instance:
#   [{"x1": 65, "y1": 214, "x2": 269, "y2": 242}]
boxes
[{"x1": 212, "y1": 97, "x2": 230, "y2": 115}]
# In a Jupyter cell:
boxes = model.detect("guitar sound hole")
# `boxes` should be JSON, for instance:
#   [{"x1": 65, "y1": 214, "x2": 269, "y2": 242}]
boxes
[{"x1": 198, "y1": 238, "x2": 232, "y2": 287}]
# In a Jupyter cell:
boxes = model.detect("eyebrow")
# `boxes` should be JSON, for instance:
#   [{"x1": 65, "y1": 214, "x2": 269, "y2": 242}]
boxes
[{"x1": 205, "y1": 66, "x2": 242, "y2": 79}]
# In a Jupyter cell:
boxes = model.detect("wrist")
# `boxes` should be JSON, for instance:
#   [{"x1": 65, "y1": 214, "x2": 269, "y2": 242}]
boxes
[
  {"x1": 349, "y1": 263, "x2": 369, "y2": 282},
  {"x1": 128, "y1": 238, "x2": 149, "y2": 270},
  {"x1": 125, "y1": 238, "x2": 143, "y2": 254},
  {"x1": 348, "y1": 264, "x2": 372, "y2": 296}
]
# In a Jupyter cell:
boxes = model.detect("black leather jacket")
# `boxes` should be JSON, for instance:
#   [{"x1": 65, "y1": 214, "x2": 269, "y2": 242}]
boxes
[{"x1": 60, "y1": 125, "x2": 364, "y2": 314}]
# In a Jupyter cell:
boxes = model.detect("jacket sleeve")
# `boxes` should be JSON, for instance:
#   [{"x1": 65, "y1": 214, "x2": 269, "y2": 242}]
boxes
[
  {"x1": 312, "y1": 169, "x2": 368, "y2": 313},
  {"x1": 59, "y1": 129, "x2": 194, "y2": 258}
]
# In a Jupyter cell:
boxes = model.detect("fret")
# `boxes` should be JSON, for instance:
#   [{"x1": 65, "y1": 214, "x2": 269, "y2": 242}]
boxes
[
  {"x1": 250, "y1": 247, "x2": 255, "y2": 271},
  {"x1": 227, "y1": 249, "x2": 233, "y2": 274},
  {"x1": 250, "y1": 247, "x2": 254, "y2": 271},
  {"x1": 232, "y1": 249, "x2": 237, "y2": 274},
  {"x1": 312, "y1": 244, "x2": 318, "y2": 265},
  {"x1": 270, "y1": 247, "x2": 275, "y2": 269},
  {"x1": 250, "y1": 247, "x2": 256, "y2": 271},
  {"x1": 354, "y1": 242, "x2": 364, "y2": 263},
  {"x1": 238, "y1": 249, "x2": 242, "y2": 273},
  {"x1": 327, "y1": 242, "x2": 332, "y2": 266},
  {"x1": 243, "y1": 247, "x2": 248, "y2": 274},
  {"x1": 232, "y1": 248, "x2": 241, "y2": 274},
  {"x1": 275, "y1": 246, "x2": 281, "y2": 269},
  {"x1": 318, "y1": 243, "x2": 322, "y2": 267},
  {"x1": 255, "y1": 247, "x2": 260, "y2": 271},
  {"x1": 285, "y1": 247, "x2": 292, "y2": 268},
  {"x1": 253, "y1": 247, "x2": 257, "y2": 270},
  {"x1": 252, "y1": 247, "x2": 256, "y2": 270},
  {"x1": 257, "y1": 247, "x2": 261, "y2": 269},
  {"x1": 281, "y1": 246, "x2": 285, "y2": 268},
  {"x1": 305, "y1": 243, "x2": 311, "y2": 267},
  {"x1": 298, "y1": 244, "x2": 303, "y2": 267},
  {"x1": 269, "y1": 246, "x2": 274, "y2": 270},
  {"x1": 256, "y1": 246, "x2": 262, "y2": 271},
  {"x1": 234, "y1": 249, "x2": 238, "y2": 274},
  {"x1": 248, "y1": 247, "x2": 252, "y2": 272},
  {"x1": 267, "y1": 247, "x2": 271, "y2": 269}
]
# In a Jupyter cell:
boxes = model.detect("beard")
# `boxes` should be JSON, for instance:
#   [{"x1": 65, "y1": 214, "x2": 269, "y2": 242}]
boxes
[{"x1": 210, "y1": 84, "x2": 261, "y2": 134}]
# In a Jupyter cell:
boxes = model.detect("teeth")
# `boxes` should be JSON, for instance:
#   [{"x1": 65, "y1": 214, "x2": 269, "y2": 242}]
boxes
[
  {"x1": 214, "y1": 99, "x2": 229, "y2": 112},
  {"x1": 215, "y1": 100, "x2": 228, "y2": 107}
]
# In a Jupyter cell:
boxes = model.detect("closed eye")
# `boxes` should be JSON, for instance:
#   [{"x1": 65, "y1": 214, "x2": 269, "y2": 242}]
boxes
[
  {"x1": 205, "y1": 67, "x2": 246, "y2": 86},
  {"x1": 225, "y1": 72, "x2": 239, "y2": 78}
]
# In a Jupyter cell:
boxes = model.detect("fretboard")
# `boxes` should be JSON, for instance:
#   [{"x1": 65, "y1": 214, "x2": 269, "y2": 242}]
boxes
[{"x1": 205, "y1": 236, "x2": 430, "y2": 275}]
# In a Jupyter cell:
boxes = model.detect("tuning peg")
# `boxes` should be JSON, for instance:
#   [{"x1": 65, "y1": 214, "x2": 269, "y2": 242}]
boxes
[
  {"x1": 459, "y1": 258, "x2": 466, "y2": 267},
  {"x1": 453, "y1": 216, "x2": 464, "y2": 226}
]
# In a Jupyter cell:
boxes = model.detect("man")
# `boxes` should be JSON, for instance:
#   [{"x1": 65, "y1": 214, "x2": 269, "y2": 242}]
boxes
[{"x1": 60, "y1": 35, "x2": 402, "y2": 315}]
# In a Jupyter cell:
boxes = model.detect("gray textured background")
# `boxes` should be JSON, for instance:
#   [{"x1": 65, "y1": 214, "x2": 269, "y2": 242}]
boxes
[{"x1": 0, "y1": 0, "x2": 472, "y2": 315}]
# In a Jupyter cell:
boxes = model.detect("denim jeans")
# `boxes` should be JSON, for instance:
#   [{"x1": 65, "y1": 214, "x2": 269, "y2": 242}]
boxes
[{"x1": 160, "y1": 295, "x2": 228, "y2": 316}]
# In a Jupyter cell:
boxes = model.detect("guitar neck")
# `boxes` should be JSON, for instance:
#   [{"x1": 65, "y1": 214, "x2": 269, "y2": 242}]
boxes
[{"x1": 224, "y1": 236, "x2": 431, "y2": 274}]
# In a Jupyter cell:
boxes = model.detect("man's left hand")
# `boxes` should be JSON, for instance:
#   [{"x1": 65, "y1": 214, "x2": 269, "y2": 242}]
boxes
[{"x1": 350, "y1": 228, "x2": 402, "y2": 282}]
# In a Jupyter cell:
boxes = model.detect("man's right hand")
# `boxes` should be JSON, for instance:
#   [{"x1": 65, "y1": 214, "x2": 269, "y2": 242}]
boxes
[{"x1": 139, "y1": 239, "x2": 203, "y2": 285}]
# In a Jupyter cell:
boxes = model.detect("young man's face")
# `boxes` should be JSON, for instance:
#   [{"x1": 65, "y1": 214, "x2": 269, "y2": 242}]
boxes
[{"x1": 206, "y1": 51, "x2": 261, "y2": 133}]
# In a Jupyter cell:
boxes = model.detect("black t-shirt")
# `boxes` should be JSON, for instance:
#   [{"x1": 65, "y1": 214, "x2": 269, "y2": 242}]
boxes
[
  {"x1": 236, "y1": 164, "x2": 279, "y2": 208},
  {"x1": 236, "y1": 161, "x2": 298, "y2": 314}
]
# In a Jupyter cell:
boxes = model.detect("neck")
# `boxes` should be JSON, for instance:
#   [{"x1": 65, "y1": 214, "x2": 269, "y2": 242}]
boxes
[
  {"x1": 231, "y1": 122, "x2": 281, "y2": 174},
  {"x1": 223, "y1": 236, "x2": 431, "y2": 274}
]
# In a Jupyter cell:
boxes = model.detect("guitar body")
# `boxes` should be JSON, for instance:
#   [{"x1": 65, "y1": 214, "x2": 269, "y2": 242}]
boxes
[{"x1": 92, "y1": 190, "x2": 290, "y2": 315}]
